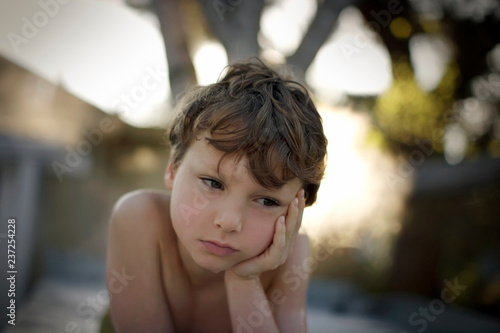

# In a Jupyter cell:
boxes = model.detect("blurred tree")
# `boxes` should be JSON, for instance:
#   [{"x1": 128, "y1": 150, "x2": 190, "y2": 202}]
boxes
[
  {"x1": 197, "y1": 0, "x2": 265, "y2": 63},
  {"x1": 151, "y1": 0, "x2": 197, "y2": 99},
  {"x1": 138, "y1": 0, "x2": 499, "y2": 160},
  {"x1": 355, "y1": 0, "x2": 500, "y2": 315},
  {"x1": 128, "y1": 0, "x2": 197, "y2": 100},
  {"x1": 357, "y1": 0, "x2": 500, "y2": 157},
  {"x1": 285, "y1": 0, "x2": 351, "y2": 78},
  {"x1": 132, "y1": 0, "x2": 354, "y2": 93}
]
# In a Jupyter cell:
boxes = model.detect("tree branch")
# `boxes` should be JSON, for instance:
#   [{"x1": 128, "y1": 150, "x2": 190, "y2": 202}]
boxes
[
  {"x1": 287, "y1": 0, "x2": 353, "y2": 78},
  {"x1": 198, "y1": 0, "x2": 265, "y2": 63}
]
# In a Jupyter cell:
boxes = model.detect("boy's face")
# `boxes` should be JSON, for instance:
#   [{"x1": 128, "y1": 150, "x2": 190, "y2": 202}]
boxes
[{"x1": 165, "y1": 133, "x2": 302, "y2": 274}]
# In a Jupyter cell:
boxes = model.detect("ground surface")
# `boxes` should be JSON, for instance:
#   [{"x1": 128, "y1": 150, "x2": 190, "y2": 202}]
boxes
[{"x1": 3, "y1": 251, "x2": 500, "y2": 333}]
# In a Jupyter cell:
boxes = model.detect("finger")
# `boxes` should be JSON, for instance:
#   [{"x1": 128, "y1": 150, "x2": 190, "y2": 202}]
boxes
[
  {"x1": 285, "y1": 189, "x2": 305, "y2": 253},
  {"x1": 296, "y1": 188, "x2": 305, "y2": 232},
  {"x1": 274, "y1": 215, "x2": 287, "y2": 251},
  {"x1": 262, "y1": 215, "x2": 286, "y2": 267},
  {"x1": 282, "y1": 197, "x2": 300, "y2": 253},
  {"x1": 287, "y1": 196, "x2": 300, "y2": 234}
]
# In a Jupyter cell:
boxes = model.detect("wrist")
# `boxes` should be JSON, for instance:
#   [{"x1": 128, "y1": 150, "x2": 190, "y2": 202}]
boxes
[{"x1": 225, "y1": 269, "x2": 260, "y2": 283}]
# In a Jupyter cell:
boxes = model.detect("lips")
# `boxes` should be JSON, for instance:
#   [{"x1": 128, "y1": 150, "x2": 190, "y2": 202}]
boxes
[{"x1": 201, "y1": 240, "x2": 238, "y2": 255}]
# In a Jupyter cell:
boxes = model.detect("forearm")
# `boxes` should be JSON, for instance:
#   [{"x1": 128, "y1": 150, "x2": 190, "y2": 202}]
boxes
[{"x1": 225, "y1": 271, "x2": 279, "y2": 333}]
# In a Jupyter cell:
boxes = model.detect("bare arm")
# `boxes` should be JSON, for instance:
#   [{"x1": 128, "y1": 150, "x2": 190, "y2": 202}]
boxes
[
  {"x1": 225, "y1": 189, "x2": 309, "y2": 332},
  {"x1": 225, "y1": 234, "x2": 310, "y2": 333},
  {"x1": 106, "y1": 191, "x2": 175, "y2": 332},
  {"x1": 225, "y1": 271, "x2": 279, "y2": 333},
  {"x1": 270, "y1": 233, "x2": 310, "y2": 332}
]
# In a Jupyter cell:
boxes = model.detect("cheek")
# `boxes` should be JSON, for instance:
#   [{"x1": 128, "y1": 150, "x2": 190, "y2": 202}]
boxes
[
  {"x1": 244, "y1": 216, "x2": 278, "y2": 254},
  {"x1": 250, "y1": 207, "x2": 288, "y2": 251},
  {"x1": 170, "y1": 187, "x2": 201, "y2": 232}
]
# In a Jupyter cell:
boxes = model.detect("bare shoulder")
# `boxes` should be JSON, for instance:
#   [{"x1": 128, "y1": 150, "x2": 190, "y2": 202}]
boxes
[
  {"x1": 110, "y1": 189, "x2": 172, "y2": 234},
  {"x1": 107, "y1": 188, "x2": 174, "y2": 269},
  {"x1": 112, "y1": 189, "x2": 170, "y2": 221},
  {"x1": 106, "y1": 189, "x2": 176, "y2": 332}
]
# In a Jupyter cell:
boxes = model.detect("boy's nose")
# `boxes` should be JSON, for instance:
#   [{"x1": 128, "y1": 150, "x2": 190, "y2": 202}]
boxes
[{"x1": 213, "y1": 209, "x2": 242, "y2": 233}]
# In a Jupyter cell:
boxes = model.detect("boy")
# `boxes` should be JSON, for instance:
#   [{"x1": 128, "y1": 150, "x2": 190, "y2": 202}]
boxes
[{"x1": 105, "y1": 59, "x2": 327, "y2": 332}]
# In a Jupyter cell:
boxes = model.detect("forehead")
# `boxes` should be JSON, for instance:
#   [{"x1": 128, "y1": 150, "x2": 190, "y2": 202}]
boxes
[
  {"x1": 184, "y1": 135, "x2": 250, "y2": 179},
  {"x1": 183, "y1": 134, "x2": 301, "y2": 191}
]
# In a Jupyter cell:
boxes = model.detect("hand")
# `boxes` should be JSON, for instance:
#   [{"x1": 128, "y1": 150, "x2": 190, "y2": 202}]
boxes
[{"x1": 226, "y1": 188, "x2": 305, "y2": 280}]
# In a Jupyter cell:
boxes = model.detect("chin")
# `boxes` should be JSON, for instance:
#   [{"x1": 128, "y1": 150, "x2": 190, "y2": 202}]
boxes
[
  {"x1": 208, "y1": 267, "x2": 226, "y2": 274},
  {"x1": 194, "y1": 255, "x2": 233, "y2": 274}
]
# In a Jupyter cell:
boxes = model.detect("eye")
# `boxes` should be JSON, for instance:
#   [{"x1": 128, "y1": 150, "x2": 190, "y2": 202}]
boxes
[
  {"x1": 258, "y1": 197, "x2": 279, "y2": 207},
  {"x1": 201, "y1": 178, "x2": 223, "y2": 190}
]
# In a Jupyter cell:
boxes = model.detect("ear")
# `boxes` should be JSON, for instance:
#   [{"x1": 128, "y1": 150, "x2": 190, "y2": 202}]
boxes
[{"x1": 164, "y1": 163, "x2": 175, "y2": 190}]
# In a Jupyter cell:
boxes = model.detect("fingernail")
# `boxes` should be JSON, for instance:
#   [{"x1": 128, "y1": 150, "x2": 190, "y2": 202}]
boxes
[
  {"x1": 280, "y1": 216, "x2": 285, "y2": 225},
  {"x1": 300, "y1": 189, "x2": 305, "y2": 199},
  {"x1": 293, "y1": 198, "x2": 298, "y2": 207}
]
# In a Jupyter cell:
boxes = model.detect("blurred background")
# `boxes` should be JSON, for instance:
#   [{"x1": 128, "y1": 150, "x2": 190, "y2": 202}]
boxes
[{"x1": 1, "y1": 0, "x2": 500, "y2": 332}]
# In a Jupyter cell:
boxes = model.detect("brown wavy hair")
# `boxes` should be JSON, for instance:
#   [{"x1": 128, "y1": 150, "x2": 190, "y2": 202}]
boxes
[{"x1": 168, "y1": 59, "x2": 327, "y2": 206}]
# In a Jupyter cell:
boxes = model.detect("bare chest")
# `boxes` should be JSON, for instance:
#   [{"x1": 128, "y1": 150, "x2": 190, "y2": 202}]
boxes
[{"x1": 167, "y1": 279, "x2": 233, "y2": 333}]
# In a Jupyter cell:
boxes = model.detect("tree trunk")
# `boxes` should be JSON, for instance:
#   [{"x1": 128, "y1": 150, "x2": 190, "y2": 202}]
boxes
[
  {"x1": 152, "y1": 0, "x2": 197, "y2": 101},
  {"x1": 198, "y1": 0, "x2": 264, "y2": 63}
]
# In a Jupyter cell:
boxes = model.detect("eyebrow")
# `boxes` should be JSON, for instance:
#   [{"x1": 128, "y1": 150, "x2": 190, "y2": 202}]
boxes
[
  {"x1": 198, "y1": 154, "x2": 295, "y2": 203},
  {"x1": 196, "y1": 151, "x2": 228, "y2": 183},
  {"x1": 199, "y1": 139, "x2": 291, "y2": 191}
]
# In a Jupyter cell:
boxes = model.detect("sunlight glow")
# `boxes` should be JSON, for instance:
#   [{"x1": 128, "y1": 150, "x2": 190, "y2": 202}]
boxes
[
  {"x1": 410, "y1": 33, "x2": 453, "y2": 91},
  {"x1": 302, "y1": 106, "x2": 409, "y2": 264},
  {"x1": 193, "y1": 41, "x2": 228, "y2": 86},
  {"x1": 306, "y1": 7, "x2": 393, "y2": 102},
  {"x1": 259, "y1": 0, "x2": 317, "y2": 56},
  {"x1": 488, "y1": 44, "x2": 500, "y2": 70},
  {"x1": 443, "y1": 123, "x2": 468, "y2": 165}
]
